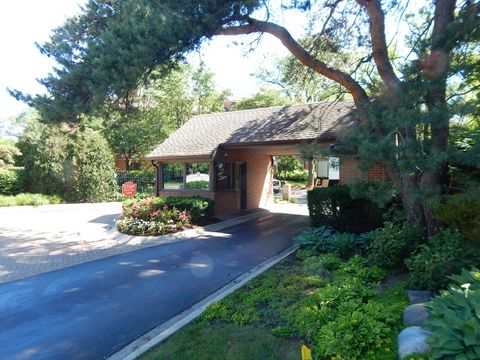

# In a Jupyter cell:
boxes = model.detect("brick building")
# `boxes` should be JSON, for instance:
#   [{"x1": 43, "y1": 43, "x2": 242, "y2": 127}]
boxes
[{"x1": 146, "y1": 101, "x2": 386, "y2": 216}]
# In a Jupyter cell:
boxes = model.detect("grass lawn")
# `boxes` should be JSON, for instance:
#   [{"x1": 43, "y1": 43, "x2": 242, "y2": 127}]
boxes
[
  {"x1": 139, "y1": 249, "x2": 408, "y2": 360},
  {"x1": 284, "y1": 180, "x2": 307, "y2": 188},
  {"x1": 141, "y1": 323, "x2": 300, "y2": 360}
]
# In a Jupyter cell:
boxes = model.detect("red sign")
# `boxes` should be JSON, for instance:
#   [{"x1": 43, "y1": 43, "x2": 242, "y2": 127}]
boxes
[{"x1": 122, "y1": 182, "x2": 137, "y2": 197}]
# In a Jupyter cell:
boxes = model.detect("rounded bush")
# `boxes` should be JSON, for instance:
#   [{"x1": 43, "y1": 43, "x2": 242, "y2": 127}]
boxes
[{"x1": 405, "y1": 229, "x2": 479, "y2": 291}]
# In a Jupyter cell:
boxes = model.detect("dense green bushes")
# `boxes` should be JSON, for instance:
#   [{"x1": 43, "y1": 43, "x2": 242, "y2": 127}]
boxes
[
  {"x1": 118, "y1": 196, "x2": 214, "y2": 235},
  {"x1": 280, "y1": 169, "x2": 308, "y2": 181},
  {"x1": 405, "y1": 229, "x2": 478, "y2": 291},
  {"x1": 307, "y1": 185, "x2": 385, "y2": 233},
  {"x1": 296, "y1": 223, "x2": 479, "y2": 292},
  {"x1": 0, "y1": 167, "x2": 25, "y2": 195},
  {"x1": 367, "y1": 222, "x2": 422, "y2": 270},
  {"x1": 294, "y1": 226, "x2": 365, "y2": 260},
  {"x1": 65, "y1": 130, "x2": 116, "y2": 202},
  {"x1": 18, "y1": 123, "x2": 116, "y2": 202},
  {"x1": 435, "y1": 192, "x2": 480, "y2": 245},
  {"x1": 426, "y1": 268, "x2": 480, "y2": 359},
  {"x1": 0, "y1": 193, "x2": 62, "y2": 206}
]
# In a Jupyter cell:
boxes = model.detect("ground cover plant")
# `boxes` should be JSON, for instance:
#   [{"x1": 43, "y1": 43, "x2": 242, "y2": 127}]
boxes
[
  {"x1": 140, "y1": 250, "x2": 407, "y2": 360},
  {"x1": 117, "y1": 196, "x2": 213, "y2": 236},
  {"x1": 426, "y1": 268, "x2": 480, "y2": 359}
]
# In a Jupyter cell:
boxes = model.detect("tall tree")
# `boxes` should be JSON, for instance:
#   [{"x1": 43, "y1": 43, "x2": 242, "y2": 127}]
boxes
[
  {"x1": 190, "y1": 62, "x2": 232, "y2": 114},
  {"x1": 234, "y1": 88, "x2": 292, "y2": 110},
  {"x1": 12, "y1": 0, "x2": 480, "y2": 235}
]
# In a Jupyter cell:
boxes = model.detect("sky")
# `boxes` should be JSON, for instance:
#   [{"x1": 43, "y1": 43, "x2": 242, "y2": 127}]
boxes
[
  {"x1": 0, "y1": 1, "x2": 418, "y2": 120},
  {"x1": 0, "y1": 0, "x2": 306, "y2": 119}
]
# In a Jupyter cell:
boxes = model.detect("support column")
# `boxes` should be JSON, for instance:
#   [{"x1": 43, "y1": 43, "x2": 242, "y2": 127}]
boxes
[
  {"x1": 151, "y1": 161, "x2": 163, "y2": 196},
  {"x1": 307, "y1": 159, "x2": 315, "y2": 187},
  {"x1": 209, "y1": 161, "x2": 215, "y2": 191}
]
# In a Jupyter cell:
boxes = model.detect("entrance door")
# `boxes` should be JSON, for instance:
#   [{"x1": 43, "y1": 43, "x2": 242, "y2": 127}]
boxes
[{"x1": 239, "y1": 163, "x2": 247, "y2": 209}]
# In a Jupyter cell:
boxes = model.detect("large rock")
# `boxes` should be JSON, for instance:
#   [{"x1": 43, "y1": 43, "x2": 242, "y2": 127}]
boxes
[
  {"x1": 398, "y1": 326, "x2": 433, "y2": 359},
  {"x1": 403, "y1": 303, "x2": 430, "y2": 326},
  {"x1": 407, "y1": 290, "x2": 434, "y2": 304}
]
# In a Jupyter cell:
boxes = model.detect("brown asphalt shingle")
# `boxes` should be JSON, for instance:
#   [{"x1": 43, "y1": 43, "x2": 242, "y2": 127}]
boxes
[{"x1": 147, "y1": 100, "x2": 357, "y2": 160}]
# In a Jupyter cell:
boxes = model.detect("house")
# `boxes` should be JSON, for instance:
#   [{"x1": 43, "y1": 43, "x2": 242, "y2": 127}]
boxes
[{"x1": 146, "y1": 101, "x2": 386, "y2": 216}]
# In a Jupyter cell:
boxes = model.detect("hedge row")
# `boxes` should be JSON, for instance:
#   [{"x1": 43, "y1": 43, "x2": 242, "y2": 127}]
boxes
[{"x1": 307, "y1": 185, "x2": 385, "y2": 233}]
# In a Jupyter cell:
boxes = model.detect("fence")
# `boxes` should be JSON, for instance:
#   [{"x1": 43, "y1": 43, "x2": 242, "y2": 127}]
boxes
[{"x1": 115, "y1": 172, "x2": 155, "y2": 197}]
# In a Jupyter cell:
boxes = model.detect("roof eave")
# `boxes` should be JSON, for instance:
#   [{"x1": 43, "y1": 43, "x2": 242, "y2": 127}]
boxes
[{"x1": 146, "y1": 154, "x2": 214, "y2": 163}]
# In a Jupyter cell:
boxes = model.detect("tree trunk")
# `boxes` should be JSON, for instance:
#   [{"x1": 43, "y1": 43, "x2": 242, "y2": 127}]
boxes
[{"x1": 125, "y1": 158, "x2": 132, "y2": 172}]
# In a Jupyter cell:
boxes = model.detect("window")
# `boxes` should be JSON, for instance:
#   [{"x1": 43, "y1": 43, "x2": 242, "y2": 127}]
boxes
[
  {"x1": 316, "y1": 157, "x2": 340, "y2": 180},
  {"x1": 185, "y1": 163, "x2": 210, "y2": 190},
  {"x1": 328, "y1": 157, "x2": 340, "y2": 180},
  {"x1": 215, "y1": 162, "x2": 235, "y2": 190},
  {"x1": 163, "y1": 163, "x2": 183, "y2": 189}
]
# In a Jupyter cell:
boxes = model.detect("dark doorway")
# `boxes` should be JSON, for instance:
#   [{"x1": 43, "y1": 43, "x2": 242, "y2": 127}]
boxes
[{"x1": 239, "y1": 163, "x2": 247, "y2": 209}]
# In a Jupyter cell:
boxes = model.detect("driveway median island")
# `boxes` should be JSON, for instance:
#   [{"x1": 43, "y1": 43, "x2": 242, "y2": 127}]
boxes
[{"x1": 116, "y1": 196, "x2": 214, "y2": 236}]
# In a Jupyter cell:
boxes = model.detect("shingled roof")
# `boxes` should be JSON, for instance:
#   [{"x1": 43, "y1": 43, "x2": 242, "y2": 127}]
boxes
[{"x1": 147, "y1": 100, "x2": 357, "y2": 160}]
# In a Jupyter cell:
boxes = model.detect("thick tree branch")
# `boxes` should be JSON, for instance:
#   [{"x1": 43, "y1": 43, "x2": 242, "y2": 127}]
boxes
[
  {"x1": 215, "y1": 18, "x2": 369, "y2": 123},
  {"x1": 355, "y1": 0, "x2": 402, "y2": 96}
]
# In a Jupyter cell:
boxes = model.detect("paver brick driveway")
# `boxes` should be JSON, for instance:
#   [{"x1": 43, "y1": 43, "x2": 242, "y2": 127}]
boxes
[{"x1": 0, "y1": 203, "x2": 123, "y2": 283}]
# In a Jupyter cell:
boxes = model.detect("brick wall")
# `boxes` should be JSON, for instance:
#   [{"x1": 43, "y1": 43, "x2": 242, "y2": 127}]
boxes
[
  {"x1": 220, "y1": 149, "x2": 273, "y2": 210},
  {"x1": 340, "y1": 158, "x2": 387, "y2": 183},
  {"x1": 213, "y1": 191, "x2": 239, "y2": 215}
]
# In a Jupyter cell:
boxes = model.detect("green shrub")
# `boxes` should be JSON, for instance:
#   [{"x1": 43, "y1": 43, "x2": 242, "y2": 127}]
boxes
[
  {"x1": 122, "y1": 196, "x2": 214, "y2": 225},
  {"x1": 184, "y1": 180, "x2": 209, "y2": 190},
  {"x1": 435, "y1": 193, "x2": 480, "y2": 245},
  {"x1": 163, "y1": 196, "x2": 214, "y2": 223},
  {"x1": 18, "y1": 121, "x2": 115, "y2": 202},
  {"x1": 66, "y1": 129, "x2": 116, "y2": 202},
  {"x1": 307, "y1": 185, "x2": 384, "y2": 233},
  {"x1": 293, "y1": 226, "x2": 335, "y2": 252},
  {"x1": 0, "y1": 139, "x2": 21, "y2": 168},
  {"x1": 116, "y1": 207, "x2": 191, "y2": 236},
  {"x1": 367, "y1": 222, "x2": 422, "y2": 270},
  {"x1": 313, "y1": 301, "x2": 398, "y2": 359},
  {"x1": 0, "y1": 193, "x2": 62, "y2": 207},
  {"x1": 294, "y1": 227, "x2": 365, "y2": 259},
  {"x1": 0, "y1": 167, "x2": 25, "y2": 195},
  {"x1": 332, "y1": 233, "x2": 359, "y2": 260},
  {"x1": 426, "y1": 268, "x2": 480, "y2": 359},
  {"x1": 282, "y1": 168, "x2": 308, "y2": 181},
  {"x1": 406, "y1": 230, "x2": 479, "y2": 291}
]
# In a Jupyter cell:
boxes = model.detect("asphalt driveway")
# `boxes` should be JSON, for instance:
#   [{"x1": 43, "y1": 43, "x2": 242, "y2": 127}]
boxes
[{"x1": 0, "y1": 212, "x2": 308, "y2": 360}]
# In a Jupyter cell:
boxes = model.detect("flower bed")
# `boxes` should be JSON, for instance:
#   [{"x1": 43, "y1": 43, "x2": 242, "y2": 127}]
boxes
[{"x1": 117, "y1": 196, "x2": 213, "y2": 236}]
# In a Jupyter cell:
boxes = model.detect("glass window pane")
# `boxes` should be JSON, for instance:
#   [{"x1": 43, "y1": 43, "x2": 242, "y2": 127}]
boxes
[
  {"x1": 185, "y1": 163, "x2": 210, "y2": 190},
  {"x1": 329, "y1": 157, "x2": 340, "y2": 180},
  {"x1": 163, "y1": 163, "x2": 183, "y2": 189},
  {"x1": 317, "y1": 158, "x2": 329, "y2": 178},
  {"x1": 216, "y1": 162, "x2": 234, "y2": 190}
]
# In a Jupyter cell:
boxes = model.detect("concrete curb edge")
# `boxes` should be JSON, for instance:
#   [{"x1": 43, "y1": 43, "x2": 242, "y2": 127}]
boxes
[{"x1": 107, "y1": 244, "x2": 299, "y2": 360}]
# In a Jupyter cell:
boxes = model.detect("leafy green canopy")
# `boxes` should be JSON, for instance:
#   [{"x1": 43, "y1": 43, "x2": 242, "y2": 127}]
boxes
[{"x1": 12, "y1": 0, "x2": 260, "y2": 121}]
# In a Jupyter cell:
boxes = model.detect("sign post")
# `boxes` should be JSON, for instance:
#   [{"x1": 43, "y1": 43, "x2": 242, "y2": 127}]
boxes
[{"x1": 122, "y1": 181, "x2": 137, "y2": 197}]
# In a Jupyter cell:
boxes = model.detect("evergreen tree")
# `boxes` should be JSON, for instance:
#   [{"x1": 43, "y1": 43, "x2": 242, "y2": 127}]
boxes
[{"x1": 11, "y1": 0, "x2": 480, "y2": 235}]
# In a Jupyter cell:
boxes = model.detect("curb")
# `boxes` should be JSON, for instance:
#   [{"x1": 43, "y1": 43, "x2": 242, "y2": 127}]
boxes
[
  {"x1": 107, "y1": 244, "x2": 299, "y2": 360},
  {"x1": 104, "y1": 209, "x2": 270, "y2": 246}
]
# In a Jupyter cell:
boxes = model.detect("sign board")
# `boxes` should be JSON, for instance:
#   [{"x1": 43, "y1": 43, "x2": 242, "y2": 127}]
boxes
[{"x1": 122, "y1": 181, "x2": 137, "y2": 197}]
